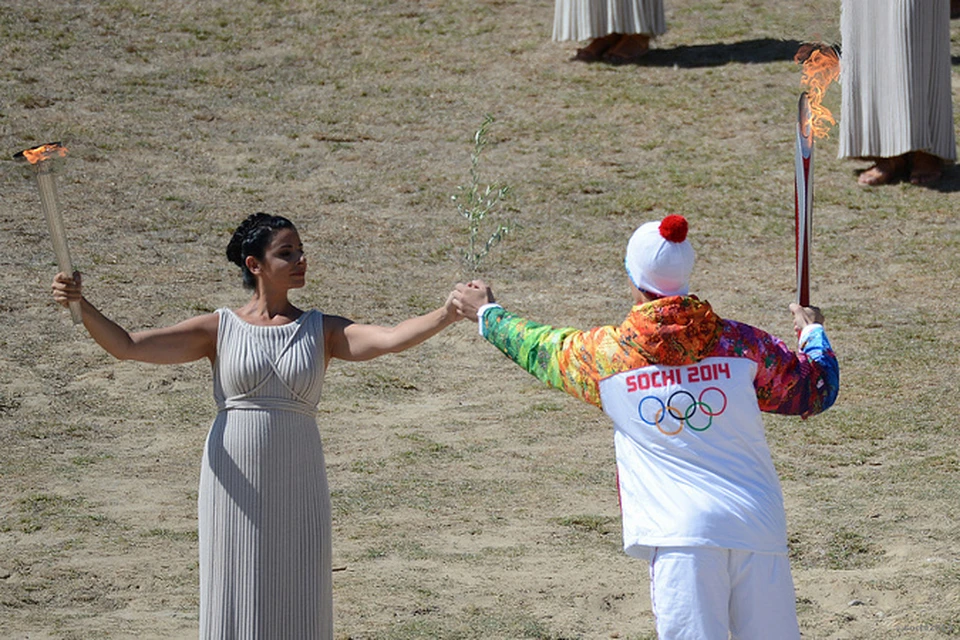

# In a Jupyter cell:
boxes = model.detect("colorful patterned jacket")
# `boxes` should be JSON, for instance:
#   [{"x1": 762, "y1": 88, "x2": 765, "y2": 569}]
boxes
[{"x1": 479, "y1": 295, "x2": 840, "y2": 556}]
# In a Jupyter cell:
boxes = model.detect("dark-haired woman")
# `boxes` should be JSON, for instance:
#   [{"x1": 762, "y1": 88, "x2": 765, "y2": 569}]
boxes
[{"x1": 52, "y1": 213, "x2": 460, "y2": 639}]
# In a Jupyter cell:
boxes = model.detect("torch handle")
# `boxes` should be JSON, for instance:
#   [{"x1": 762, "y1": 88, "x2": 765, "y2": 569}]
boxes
[
  {"x1": 37, "y1": 170, "x2": 82, "y2": 325},
  {"x1": 795, "y1": 153, "x2": 812, "y2": 308},
  {"x1": 795, "y1": 93, "x2": 814, "y2": 309}
]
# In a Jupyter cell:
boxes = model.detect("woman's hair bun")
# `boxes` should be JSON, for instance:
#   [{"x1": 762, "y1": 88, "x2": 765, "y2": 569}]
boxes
[{"x1": 226, "y1": 213, "x2": 272, "y2": 267}]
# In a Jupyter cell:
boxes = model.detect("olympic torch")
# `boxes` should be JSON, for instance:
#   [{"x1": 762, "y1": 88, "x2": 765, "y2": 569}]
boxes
[
  {"x1": 792, "y1": 43, "x2": 840, "y2": 308},
  {"x1": 14, "y1": 142, "x2": 82, "y2": 324},
  {"x1": 794, "y1": 93, "x2": 813, "y2": 307}
]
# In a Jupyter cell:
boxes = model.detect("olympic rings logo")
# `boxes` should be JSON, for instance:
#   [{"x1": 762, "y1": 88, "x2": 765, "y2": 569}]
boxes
[{"x1": 638, "y1": 387, "x2": 728, "y2": 436}]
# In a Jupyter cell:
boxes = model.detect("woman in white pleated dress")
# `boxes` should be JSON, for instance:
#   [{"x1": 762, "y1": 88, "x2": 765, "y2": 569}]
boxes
[
  {"x1": 838, "y1": 0, "x2": 956, "y2": 185},
  {"x1": 553, "y1": 0, "x2": 666, "y2": 63},
  {"x1": 52, "y1": 212, "x2": 460, "y2": 639}
]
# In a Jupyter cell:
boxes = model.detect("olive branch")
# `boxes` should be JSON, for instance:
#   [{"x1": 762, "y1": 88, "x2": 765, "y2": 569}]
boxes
[{"x1": 452, "y1": 115, "x2": 513, "y2": 273}]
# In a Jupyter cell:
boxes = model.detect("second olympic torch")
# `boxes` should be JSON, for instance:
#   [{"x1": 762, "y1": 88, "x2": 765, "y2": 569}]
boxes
[
  {"x1": 794, "y1": 93, "x2": 814, "y2": 308},
  {"x1": 14, "y1": 142, "x2": 82, "y2": 324}
]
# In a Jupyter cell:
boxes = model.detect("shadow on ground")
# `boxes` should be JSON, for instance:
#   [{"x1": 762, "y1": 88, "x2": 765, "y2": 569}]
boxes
[{"x1": 635, "y1": 38, "x2": 807, "y2": 67}]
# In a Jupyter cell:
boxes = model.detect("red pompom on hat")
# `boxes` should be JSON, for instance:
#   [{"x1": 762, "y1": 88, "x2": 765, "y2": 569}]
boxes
[
  {"x1": 624, "y1": 215, "x2": 695, "y2": 297},
  {"x1": 659, "y1": 215, "x2": 688, "y2": 243}
]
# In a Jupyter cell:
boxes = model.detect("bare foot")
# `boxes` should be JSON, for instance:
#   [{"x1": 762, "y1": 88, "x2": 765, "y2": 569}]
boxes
[
  {"x1": 575, "y1": 33, "x2": 622, "y2": 62},
  {"x1": 602, "y1": 33, "x2": 650, "y2": 64},
  {"x1": 909, "y1": 151, "x2": 942, "y2": 185},
  {"x1": 857, "y1": 155, "x2": 907, "y2": 186}
]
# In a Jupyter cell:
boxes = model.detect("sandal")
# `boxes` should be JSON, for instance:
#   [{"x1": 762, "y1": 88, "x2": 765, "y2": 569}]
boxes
[
  {"x1": 909, "y1": 151, "x2": 942, "y2": 185},
  {"x1": 857, "y1": 156, "x2": 907, "y2": 186},
  {"x1": 575, "y1": 33, "x2": 622, "y2": 62},
  {"x1": 602, "y1": 33, "x2": 650, "y2": 64}
]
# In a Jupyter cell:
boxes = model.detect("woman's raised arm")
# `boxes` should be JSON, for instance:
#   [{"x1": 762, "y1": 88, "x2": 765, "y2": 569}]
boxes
[
  {"x1": 324, "y1": 293, "x2": 458, "y2": 363},
  {"x1": 53, "y1": 271, "x2": 218, "y2": 365}
]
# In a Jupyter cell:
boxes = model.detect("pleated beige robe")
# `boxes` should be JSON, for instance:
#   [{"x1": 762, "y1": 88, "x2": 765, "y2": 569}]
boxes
[
  {"x1": 553, "y1": 0, "x2": 666, "y2": 42},
  {"x1": 838, "y1": 0, "x2": 956, "y2": 161},
  {"x1": 199, "y1": 309, "x2": 332, "y2": 639}
]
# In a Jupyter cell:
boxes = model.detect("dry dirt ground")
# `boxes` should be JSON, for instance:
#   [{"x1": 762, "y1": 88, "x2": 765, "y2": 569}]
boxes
[{"x1": 1, "y1": 1, "x2": 959, "y2": 638}]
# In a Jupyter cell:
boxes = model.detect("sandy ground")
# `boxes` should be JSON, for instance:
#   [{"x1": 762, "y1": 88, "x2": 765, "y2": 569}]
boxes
[{"x1": 1, "y1": 1, "x2": 960, "y2": 638}]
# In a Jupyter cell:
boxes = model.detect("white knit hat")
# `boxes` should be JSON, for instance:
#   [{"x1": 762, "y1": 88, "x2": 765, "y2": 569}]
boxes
[{"x1": 624, "y1": 215, "x2": 695, "y2": 297}]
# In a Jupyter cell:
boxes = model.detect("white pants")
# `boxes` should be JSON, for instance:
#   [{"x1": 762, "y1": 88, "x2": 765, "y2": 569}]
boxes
[{"x1": 649, "y1": 547, "x2": 800, "y2": 640}]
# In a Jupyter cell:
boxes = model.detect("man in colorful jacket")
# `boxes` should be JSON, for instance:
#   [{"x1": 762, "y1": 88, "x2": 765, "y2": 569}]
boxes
[{"x1": 452, "y1": 215, "x2": 839, "y2": 640}]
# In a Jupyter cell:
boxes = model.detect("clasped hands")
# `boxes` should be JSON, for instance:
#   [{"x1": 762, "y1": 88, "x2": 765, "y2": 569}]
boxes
[{"x1": 451, "y1": 280, "x2": 494, "y2": 323}]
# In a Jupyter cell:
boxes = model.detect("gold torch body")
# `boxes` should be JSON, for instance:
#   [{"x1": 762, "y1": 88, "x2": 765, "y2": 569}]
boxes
[{"x1": 15, "y1": 142, "x2": 82, "y2": 325}]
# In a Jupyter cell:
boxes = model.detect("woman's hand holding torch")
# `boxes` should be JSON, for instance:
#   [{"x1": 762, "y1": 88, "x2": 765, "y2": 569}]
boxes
[{"x1": 51, "y1": 271, "x2": 85, "y2": 320}]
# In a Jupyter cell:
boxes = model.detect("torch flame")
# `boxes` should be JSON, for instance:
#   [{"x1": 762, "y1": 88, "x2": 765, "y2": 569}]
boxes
[
  {"x1": 794, "y1": 45, "x2": 840, "y2": 139},
  {"x1": 19, "y1": 142, "x2": 68, "y2": 165}
]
